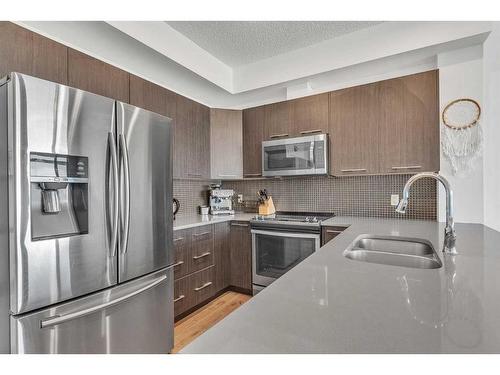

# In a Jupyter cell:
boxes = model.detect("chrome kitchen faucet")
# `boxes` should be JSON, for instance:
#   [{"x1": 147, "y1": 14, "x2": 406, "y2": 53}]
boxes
[{"x1": 396, "y1": 172, "x2": 457, "y2": 255}]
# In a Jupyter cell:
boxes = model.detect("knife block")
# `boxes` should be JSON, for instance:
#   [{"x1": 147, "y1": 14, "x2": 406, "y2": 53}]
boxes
[{"x1": 258, "y1": 196, "x2": 276, "y2": 216}]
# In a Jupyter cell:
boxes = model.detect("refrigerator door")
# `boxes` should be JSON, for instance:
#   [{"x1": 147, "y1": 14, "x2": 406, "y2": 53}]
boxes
[
  {"x1": 8, "y1": 73, "x2": 118, "y2": 315},
  {"x1": 10, "y1": 268, "x2": 173, "y2": 354},
  {"x1": 116, "y1": 102, "x2": 173, "y2": 282}
]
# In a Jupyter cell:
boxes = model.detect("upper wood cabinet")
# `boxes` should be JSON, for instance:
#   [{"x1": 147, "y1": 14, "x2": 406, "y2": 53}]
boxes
[
  {"x1": 289, "y1": 93, "x2": 329, "y2": 136},
  {"x1": 329, "y1": 83, "x2": 380, "y2": 175},
  {"x1": 242, "y1": 106, "x2": 266, "y2": 177},
  {"x1": 264, "y1": 101, "x2": 291, "y2": 140},
  {"x1": 175, "y1": 95, "x2": 210, "y2": 179},
  {"x1": 129, "y1": 75, "x2": 176, "y2": 119},
  {"x1": 67, "y1": 49, "x2": 129, "y2": 102},
  {"x1": 0, "y1": 22, "x2": 67, "y2": 85},
  {"x1": 329, "y1": 70, "x2": 440, "y2": 176},
  {"x1": 210, "y1": 108, "x2": 243, "y2": 180},
  {"x1": 378, "y1": 70, "x2": 440, "y2": 174}
]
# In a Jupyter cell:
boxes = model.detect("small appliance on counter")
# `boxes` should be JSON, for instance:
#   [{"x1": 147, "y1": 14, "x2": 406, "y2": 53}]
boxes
[
  {"x1": 209, "y1": 184, "x2": 235, "y2": 215},
  {"x1": 257, "y1": 189, "x2": 276, "y2": 216}
]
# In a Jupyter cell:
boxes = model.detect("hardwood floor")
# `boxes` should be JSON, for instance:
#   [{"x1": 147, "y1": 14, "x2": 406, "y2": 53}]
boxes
[{"x1": 172, "y1": 291, "x2": 251, "y2": 353}]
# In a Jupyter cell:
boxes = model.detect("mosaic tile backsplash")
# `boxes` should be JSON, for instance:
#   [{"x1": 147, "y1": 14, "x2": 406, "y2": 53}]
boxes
[{"x1": 174, "y1": 174, "x2": 437, "y2": 221}]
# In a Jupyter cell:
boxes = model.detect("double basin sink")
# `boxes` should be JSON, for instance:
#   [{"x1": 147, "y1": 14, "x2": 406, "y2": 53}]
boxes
[{"x1": 343, "y1": 235, "x2": 442, "y2": 269}]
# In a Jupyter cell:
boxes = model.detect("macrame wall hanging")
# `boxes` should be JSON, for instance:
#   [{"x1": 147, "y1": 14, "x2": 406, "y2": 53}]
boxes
[{"x1": 441, "y1": 98, "x2": 482, "y2": 176}]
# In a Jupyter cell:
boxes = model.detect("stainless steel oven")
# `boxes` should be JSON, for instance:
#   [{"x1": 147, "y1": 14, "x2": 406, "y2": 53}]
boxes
[
  {"x1": 262, "y1": 134, "x2": 328, "y2": 177},
  {"x1": 251, "y1": 227, "x2": 320, "y2": 290}
]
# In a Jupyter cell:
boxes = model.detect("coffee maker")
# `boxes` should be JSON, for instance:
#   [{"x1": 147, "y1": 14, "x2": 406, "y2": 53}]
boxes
[{"x1": 209, "y1": 185, "x2": 235, "y2": 215}]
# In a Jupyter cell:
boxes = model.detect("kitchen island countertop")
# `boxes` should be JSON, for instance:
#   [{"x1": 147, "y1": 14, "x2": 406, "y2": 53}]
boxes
[{"x1": 181, "y1": 216, "x2": 500, "y2": 353}]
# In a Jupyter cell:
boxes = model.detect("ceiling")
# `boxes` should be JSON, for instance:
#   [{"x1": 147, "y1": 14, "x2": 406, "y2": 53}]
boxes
[{"x1": 165, "y1": 21, "x2": 383, "y2": 67}]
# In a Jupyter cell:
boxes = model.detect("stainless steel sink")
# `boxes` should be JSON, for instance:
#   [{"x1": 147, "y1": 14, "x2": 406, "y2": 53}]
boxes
[{"x1": 343, "y1": 235, "x2": 442, "y2": 269}]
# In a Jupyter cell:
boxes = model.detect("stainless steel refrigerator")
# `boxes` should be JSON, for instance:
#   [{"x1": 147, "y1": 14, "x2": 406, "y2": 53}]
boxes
[{"x1": 0, "y1": 73, "x2": 174, "y2": 354}]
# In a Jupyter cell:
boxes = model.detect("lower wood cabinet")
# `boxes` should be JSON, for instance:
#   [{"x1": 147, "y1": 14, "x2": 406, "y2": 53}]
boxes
[
  {"x1": 321, "y1": 225, "x2": 348, "y2": 246},
  {"x1": 229, "y1": 221, "x2": 252, "y2": 292}
]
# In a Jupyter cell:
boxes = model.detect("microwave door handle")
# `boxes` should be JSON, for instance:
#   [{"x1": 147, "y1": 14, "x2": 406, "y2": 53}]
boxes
[
  {"x1": 310, "y1": 141, "x2": 315, "y2": 168},
  {"x1": 108, "y1": 132, "x2": 119, "y2": 257},
  {"x1": 119, "y1": 134, "x2": 131, "y2": 254}
]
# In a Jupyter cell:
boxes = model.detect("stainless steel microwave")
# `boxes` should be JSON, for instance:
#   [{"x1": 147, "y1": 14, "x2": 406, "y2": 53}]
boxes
[{"x1": 262, "y1": 134, "x2": 328, "y2": 177}]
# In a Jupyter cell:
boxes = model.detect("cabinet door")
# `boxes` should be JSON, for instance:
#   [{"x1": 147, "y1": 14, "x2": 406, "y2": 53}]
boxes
[
  {"x1": 68, "y1": 49, "x2": 129, "y2": 102},
  {"x1": 129, "y1": 75, "x2": 176, "y2": 118},
  {"x1": 290, "y1": 93, "x2": 329, "y2": 136},
  {"x1": 188, "y1": 226, "x2": 214, "y2": 274},
  {"x1": 175, "y1": 95, "x2": 210, "y2": 179},
  {"x1": 265, "y1": 101, "x2": 292, "y2": 140},
  {"x1": 214, "y1": 222, "x2": 231, "y2": 293},
  {"x1": 378, "y1": 70, "x2": 440, "y2": 173},
  {"x1": 0, "y1": 22, "x2": 67, "y2": 85},
  {"x1": 242, "y1": 106, "x2": 265, "y2": 177},
  {"x1": 329, "y1": 83, "x2": 380, "y2": 176},
  {"x1": 229, "y1": 222, "x2": 252, "y2": 291},
  {"x1": 210, "y1": 109, "x2": 243, "y2": 180}
]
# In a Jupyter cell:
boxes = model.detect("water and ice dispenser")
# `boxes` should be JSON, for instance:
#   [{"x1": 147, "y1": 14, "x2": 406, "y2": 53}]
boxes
[{"x1": 30, "y1": 153, "x2": 89, "y2": 240}]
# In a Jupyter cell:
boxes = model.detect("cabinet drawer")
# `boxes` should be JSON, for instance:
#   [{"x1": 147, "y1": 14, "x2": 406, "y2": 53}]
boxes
[
  {"x1": 173, "y1": 266, "x2": 215, "y2": 318},
  {"x1": 189, "y1": 226, "x2": 214, "y2": 273},
  {"x1": 190, "y1": 267, "x2": 215, "y2": 306},
  {"x1": 173, "y1": 230, "x2": 190, "y2": 280},
  {"x1": 321, "y1": 226, "x2": 348, "y2": 246}
]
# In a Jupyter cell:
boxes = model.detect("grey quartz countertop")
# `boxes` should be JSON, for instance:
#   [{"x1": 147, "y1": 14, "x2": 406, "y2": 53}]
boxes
[
  {"x1": 173, "y1": 213, "x2": 255, "y2": 231},
  {"x1": 181, "y1": 216, "x2": 500, "y2": 353}
]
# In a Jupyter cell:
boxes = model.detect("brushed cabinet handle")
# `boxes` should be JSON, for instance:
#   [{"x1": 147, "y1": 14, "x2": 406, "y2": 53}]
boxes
[
  {"x1": 341, "y1": 168, "x2": 367, "y2": 172},
  {"x1": 326, "y1": 230, "x2": 343, "y2": 234},
  {"x1": 300, "y1": 129, "x2": 322, "y2": 134},
  {"x1": 194, "y1": 282, "x2": 212, "y2": 291},
  {"x1": 188, "y1": 173, "x2": 202, "y2": 178},
  {"x1": 270, "y1": 133, "x2": 289, "y2": 138},
  {"x1": 173, "y1": 260, "x2": 184, "y2": 267},
  {"x1": 192, "y1": 252, "x2": 211, "y2": 260},
  {"x1": 193, "y1": 231, "x2": 211, "y2": 237},
  {"x1": 218, "y1": 174, "x2": 239, "y2": 177},
  {"x1": 391, "y1": 165, "x2": 422, "y2": 170},
  {"x1": 173, "y1": 237, "x2": 184, "y2": 242},
  {"x1": 244, "y1": 173, "x2": 262, "y2": 177},
  {"x1": 174, "y1": 295, "x2": 185, "y2": 303},
  {"x1": 231, "y1": 223, "x2": 249, "y2": 227}
]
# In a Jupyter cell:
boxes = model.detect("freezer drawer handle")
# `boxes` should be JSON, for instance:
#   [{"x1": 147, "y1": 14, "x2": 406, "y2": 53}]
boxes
[
  {"x1": 192, "y1": 252, "x2": 211, "y2": 260},
  {"x1": 40, "y1": 274, "x2": 168, "y2": 329},
  {"x1": 194, "y1": 282, "x2": 212, "y2": 291},
  {"x1": 174, "y1": 295, "x2": 185, "y2": 303}
]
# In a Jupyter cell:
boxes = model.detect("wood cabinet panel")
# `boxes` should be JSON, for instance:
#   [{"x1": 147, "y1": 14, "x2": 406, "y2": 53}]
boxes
[
  {"x1": 329, "y1": 83, "x2": 380, "y2": 176},
  {"x1": 229, "y1": 221, "x2": 252, "y2": 291},
  {"x1": 378, "y1": 70, "x2": 440, "y2": 173},
  {"x1": 174, "y1": 265, "x2": 216, "y2": 319},
  {"x1": 0, "y1": 22, "x2": 67, "y2": 85},
  {"x1": 264, "y1": 100, "x2": 291, "y2": 140},
  {"x1": 214, "y1": 222, "x2": 231, "y2": 293},
  {"x1": 242, "y1": 106, "x2": 265, "y2": 177},
  {"x1": 210, "y1": 108, "x2": 243, "y2": 180},
  {"x1": 290, "y1": 93, "x2": 329, "y2": 136},
  {"x1": 321, "y1": 226, "x2": 348, "y2": 246},
  {"x1": 67, "y1": 49, "x2": 129, "y2": 102}
]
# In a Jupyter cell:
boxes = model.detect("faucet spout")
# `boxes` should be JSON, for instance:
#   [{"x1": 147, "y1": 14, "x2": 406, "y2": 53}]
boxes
[{"x1": 395, "y1": 172, "x2": 457, "y2": 255}]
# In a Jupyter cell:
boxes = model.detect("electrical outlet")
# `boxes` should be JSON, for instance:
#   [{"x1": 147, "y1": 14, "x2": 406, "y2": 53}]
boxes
[
  {"x1": 237, "y1": 194, "x2": 243, "y2": 203},
  {"x1": 391, "y1": 194, "x2": 399, "y2": 206}
]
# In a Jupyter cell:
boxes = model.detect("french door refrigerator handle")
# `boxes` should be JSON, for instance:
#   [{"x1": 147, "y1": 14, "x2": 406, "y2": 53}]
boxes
[
  {"x1": 119, "y1": 134, "x2": 131, "y2": 254},
  {"x1": 108, "y1": 132, "x2": 119, "y2": 257},
  {"x1": 40, "y1": 274, "x2": 168, "y2": 329}
]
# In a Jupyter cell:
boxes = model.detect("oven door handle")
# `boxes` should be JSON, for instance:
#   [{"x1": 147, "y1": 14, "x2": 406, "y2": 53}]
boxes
[{"x1": 251, "y1": 229, "x2": 321, "y2": 239}]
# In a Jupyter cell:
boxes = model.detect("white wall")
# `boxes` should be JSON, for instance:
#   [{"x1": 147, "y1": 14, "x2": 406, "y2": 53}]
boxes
[
  {"x1": 437, "y1": 46, "x2": 484, "y2": 224},
  {"x1": 483, "y1": 23, "x2": 500, "y2": 232}
]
